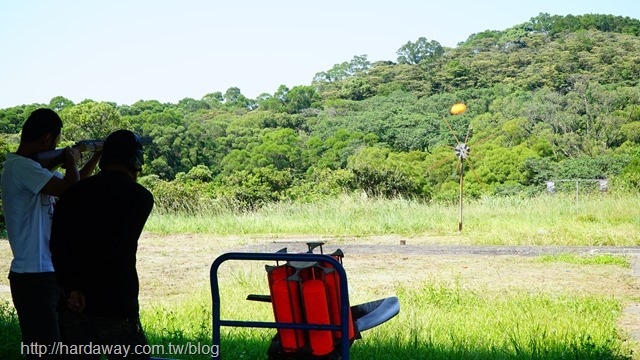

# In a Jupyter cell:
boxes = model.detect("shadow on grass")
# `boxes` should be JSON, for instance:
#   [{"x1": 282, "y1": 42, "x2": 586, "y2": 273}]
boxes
[
  {"x1": 145, "y1": 332, "x2": 632, "y2": 360},
  {"x1": 1, "y1": 325, "x2": 632, "y2": 360},
  {"x1": 0, "y1": 300, "x2": 21, "y2": 359},
  {"x1": 348, "y1": 337, "x2": 633, "y2": 360},
  {"x1": 0, "y1": 307, "x2": 632, "y2": 360}
]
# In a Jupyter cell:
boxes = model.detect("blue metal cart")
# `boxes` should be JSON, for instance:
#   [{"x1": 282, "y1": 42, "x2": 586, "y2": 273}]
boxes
[{"x1": 210, "y1": 249, "x2": 400, "y2": 360}]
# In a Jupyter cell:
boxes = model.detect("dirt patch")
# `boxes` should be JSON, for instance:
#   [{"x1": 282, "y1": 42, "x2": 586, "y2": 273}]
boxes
[
  {"x1": 132, "y1": 233, "x2": 640, "y2": 351},
  {"x1": 621, "y1": 254, "x2": 640, "y2": 346}
]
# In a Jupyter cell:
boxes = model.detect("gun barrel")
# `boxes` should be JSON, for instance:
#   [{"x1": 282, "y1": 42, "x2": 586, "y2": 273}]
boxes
[
  {"x1": 34, "y1": 140, "x2": 103, "y2": 170},
  {"x1": 74, "y1": 140, "x2": 104, "y2": 152},
  {"x1": 33, "y1": 137, "x2": 151, "y2": 170}
]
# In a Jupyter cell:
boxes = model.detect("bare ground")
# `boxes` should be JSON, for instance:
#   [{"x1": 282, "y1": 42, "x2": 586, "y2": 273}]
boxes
[{"x1": 1, "y1": 233, "x2": 639, "y2": 354}]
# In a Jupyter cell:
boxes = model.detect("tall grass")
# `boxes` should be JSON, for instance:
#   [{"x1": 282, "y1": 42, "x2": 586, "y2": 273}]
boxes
[
  {"x1": 380, "y1": 281, "x2": 630, "y2": 359},
  {"x1": 146, "y1": 192, "x2": 640, "y2": 246},
  {"x1": 537, "y1": 253, "x2": 632, "y2": 266}
]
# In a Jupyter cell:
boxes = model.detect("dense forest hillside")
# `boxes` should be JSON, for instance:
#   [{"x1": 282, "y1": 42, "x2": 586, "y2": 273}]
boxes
[{"x1": 1, "y1": 13, "x2": 639, "y2": 214}]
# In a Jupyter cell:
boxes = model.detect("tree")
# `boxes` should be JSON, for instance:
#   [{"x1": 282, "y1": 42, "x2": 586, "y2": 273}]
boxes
[
  {"x1": 202, "y1": 92, "x2": 224, "y2": 108},
  {"x1": 0, "y1": 105, "x2": 41, "y2": 133},
  {"x1": 347, "y1": 146, "x2": 429, "y2": 198},
  {"x1": 284, "y1": 85, "x2": 321, "y2": 113},
  {"x1": 177, "y1": 97, "x2": 210, "y2": 113},
  {"x1": 48, "y1": 96, "x2": 74, "y2": 112},
  {"x1": 396, "y1": 37, "x2": 444, "y2": 65},
  {"x1": 218, "y1": 167, "x2": 295, "y2": 210},
  {"x1": 257, "y1": 86, "x2": 288, "y2": 112},
  {"x1": 258, "y1": 85, "x2": 321, "y2": 114},
  {"x1": 120, "y1": 100, "x2": 168, "y2": 116},
  {"x1": 223, "y1": 87, "x2": 257, "y2": 109},
  {"x1": 59, "y1": 101, "x2": 122, "y2": 141},
  {"x1": 251, "y1": 128, "x2": 303, "y2": 171},
  {"x1": 312, "y1": 55, "x2": 371, "y2": 83}
]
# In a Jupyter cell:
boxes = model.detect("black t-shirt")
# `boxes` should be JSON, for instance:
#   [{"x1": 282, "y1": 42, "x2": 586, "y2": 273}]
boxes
[{"x1": 50, "y1": 170, "x2": 154, "y2": 319}]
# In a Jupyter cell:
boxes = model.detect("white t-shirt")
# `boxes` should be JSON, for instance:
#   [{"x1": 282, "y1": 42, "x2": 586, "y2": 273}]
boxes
[{"x1": 1, "y1": 153, "x2": 62, "y2": 273}]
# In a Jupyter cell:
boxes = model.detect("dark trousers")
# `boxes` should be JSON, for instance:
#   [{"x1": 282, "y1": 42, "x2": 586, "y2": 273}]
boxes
[
  {"x1": 8, "y1": 271, "x2": 61, "y2": 359},
  {"x1": 60, "y1": 311, "x2": 150, "y2": 360}
]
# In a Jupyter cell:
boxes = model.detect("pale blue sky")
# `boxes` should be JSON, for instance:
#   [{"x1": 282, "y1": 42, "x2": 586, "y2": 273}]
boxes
[{"x1": 1, "y1": 0, "x2": 638, "y2": 108}]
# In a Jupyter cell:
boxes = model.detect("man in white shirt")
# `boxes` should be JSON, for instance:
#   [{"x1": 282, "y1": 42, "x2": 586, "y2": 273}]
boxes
[{"x1": 1, "y1": 108, "x2": 101, "y2": 358}]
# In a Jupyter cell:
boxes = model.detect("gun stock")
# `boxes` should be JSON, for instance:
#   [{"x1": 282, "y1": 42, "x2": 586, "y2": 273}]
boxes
[{"x1": 33, "y1": 149, "x2": 67, "y2": 170}]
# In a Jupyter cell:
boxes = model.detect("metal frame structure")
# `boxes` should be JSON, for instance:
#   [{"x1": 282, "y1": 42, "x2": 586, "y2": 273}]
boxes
[{"x1": 210, "y1": 252, "x2": 352, "y2": 360}]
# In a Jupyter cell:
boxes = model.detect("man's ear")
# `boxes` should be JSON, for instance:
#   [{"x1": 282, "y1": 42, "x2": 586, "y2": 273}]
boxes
[
  {"x1": 40, "y1": 133, "x2": 58, "y2": 150},
  {"x1": 40, "y1": 134, "x2": 52, "y2": 147}
]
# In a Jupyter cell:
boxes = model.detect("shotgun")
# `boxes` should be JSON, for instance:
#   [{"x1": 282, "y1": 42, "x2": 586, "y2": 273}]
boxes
[{"x1": 32, "y1": 140, "x2": 104, "y2": 170}]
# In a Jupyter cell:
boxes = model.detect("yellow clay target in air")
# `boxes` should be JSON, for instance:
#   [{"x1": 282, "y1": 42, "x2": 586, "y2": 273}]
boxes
[{"x1": 450, "y1": 103, "x2": 466, "y2": 115}]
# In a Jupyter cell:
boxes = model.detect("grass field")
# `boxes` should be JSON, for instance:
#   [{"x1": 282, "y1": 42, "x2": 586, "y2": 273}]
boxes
[
  {"x1": 1, "y1": 192, "x2": 639, "y2": 359},
  {"x1": 145, "y1": 192, "x2": 640, "y2": 246}
]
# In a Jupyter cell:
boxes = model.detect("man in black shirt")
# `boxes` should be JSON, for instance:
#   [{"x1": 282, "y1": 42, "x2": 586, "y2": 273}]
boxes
[{"x1": 50, "y1": 130, "x2": 154, "y2": 359}]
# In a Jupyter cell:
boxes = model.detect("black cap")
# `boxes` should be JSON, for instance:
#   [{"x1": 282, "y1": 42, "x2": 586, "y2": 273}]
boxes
[{"x1": 99, "y1": 130, "x2": 144, "y2": 172}]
